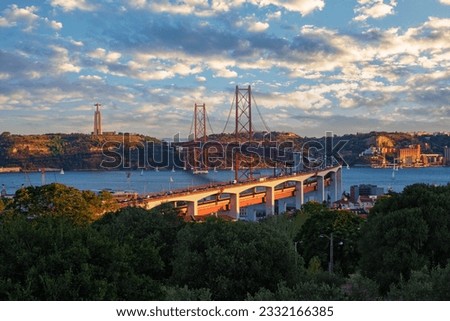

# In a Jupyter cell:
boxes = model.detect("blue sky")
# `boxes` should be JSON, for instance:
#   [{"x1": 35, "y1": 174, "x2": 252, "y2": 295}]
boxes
[{"x1": 0, "y1": 0, "x2": 449, "y2": 138}]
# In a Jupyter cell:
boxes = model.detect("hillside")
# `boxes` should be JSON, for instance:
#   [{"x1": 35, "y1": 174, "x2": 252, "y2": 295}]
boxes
[
  {"x1": 0, "y1": 132, "x2": 159, "y2": 170},
  {"x1": 1, "y1": 131, "x2": 449, "y2": 170}
]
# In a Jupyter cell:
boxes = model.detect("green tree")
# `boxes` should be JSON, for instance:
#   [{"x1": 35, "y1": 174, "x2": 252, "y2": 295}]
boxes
[
  {"x1": 48, "y1": 135, "x2": 65, "y2": 156},
  {"x1": 372, "y1": 184, "x2": 450, "y2": 267},
  {"x1": 171, "y1": 218, "x2": 304, "y2": 300},
  {"x1": 0, "y1": 215, "x2": 165, "y2": 300},
  {"x1": 387, "y1": 262, "x2": 450, "y2": 300},
  {"x1": 359, "y1": 207, "x2": 428, "y2": 293},
  {"x1": 162, "y1": 285, "x2": 212, "y2": 301},
  {"x1": 247, "y1": 278, "x2": 345, "y2": 301},
  {"x1": 307, "y1": 256, "x2": 323, "y2": 275},
  {"x1": 9, "y1": 183, "x2": 112, "y2": 224},
  {"x1": 295, "y1": 207, "x2": 364, "y2": 276},
  {"x1": 0, "y1": 211, "x2": 168, "y2": 300},
  {"x1": 342, "y1": 273, "x2": 380, "y2": 300},
  {"x1": 93, "y1": 205, "x2": 184, "y2": 280},
  {"x1": 386, "y1": 268, "x2": 434, "y2": 300},
  {"x1": 360, "y1": 184, "x2": 450, "y2": 293}
]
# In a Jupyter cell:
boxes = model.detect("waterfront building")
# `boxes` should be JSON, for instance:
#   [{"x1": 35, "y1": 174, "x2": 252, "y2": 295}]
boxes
[
  {"x1": 398, "y1": 145, "x2": 421, "y2": 166},
  {"x1": 0, "y1": 167, "x2": 21, "y2": 173},
  {"x1": 350, "y1": 184, "x2": 384, "y2": 203},
  {"x1": 444, "y1": 146, "x2": 450, "y2": 166}
]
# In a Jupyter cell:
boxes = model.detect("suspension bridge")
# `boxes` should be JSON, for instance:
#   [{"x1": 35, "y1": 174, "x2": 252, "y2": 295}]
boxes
[{"x1": 120, "y1": 85, "x2": 342, "y2": 221}]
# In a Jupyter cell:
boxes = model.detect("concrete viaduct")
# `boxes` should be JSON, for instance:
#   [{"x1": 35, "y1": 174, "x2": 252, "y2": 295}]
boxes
[{"x1": 128, "y1": 165, "x2": 342, "y2": 221}]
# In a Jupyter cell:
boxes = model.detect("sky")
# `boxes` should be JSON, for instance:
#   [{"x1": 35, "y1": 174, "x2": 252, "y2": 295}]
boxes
[{"x1": 0, "y1": 0, "x2": 449, "y2": 138}]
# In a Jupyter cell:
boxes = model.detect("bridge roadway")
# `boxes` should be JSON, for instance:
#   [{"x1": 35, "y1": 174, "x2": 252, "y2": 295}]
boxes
[{"x1": 122, "y1": 165, "x2": 342, "y2": 221}]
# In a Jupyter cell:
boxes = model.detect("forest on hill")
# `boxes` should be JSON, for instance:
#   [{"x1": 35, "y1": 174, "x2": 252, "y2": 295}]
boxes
[{"x1": 1, "y1": 183, "x2": 450, "y2": 300}]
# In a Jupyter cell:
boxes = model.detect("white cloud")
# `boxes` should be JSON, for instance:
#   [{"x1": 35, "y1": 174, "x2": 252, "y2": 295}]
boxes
[
  {"x1": 89, "y1": 48, "x2": 107, "y2": 59},
  {"x1": 125, "y1": 52, "x2": 205, "y2": 80},
  {"x1": 251, "y1": 0, "x2": 324, "y2": 16},
  {"x1": 0, "y1": 17, "x2": 8, "y2": 27},
  {"x1": 70, "y1": 39, "x2": 84, "y2": 46},
  {"x1": 44, "y1": 18, "x2": 63, "y2": 30},
  {"x1": 106, "y1": 52, "x2": 122, "y2": 63},
  {"x1": 127, "y1": 0, "x2": 323, "y2": 16},
  {"x1": 214, "y1": 68, "x2": 238, "y2": 78},
  {"x1": 240, "y1": 15, "x2": 270, "y2": 32},
  {"x1": 89, "y1": 48, "x2": 121, "y2": 63},
  {"x1": 354, "y1": 0, "x2": 397, "y2": 22},
  {"x1": 79, "y1": 75, "x2": 103, "y2": 81},
  {"x1": 51, "y1": 45, "x2": 81, "y2": 73},
  {"x1": 248, "y1": 21, "x2": 270, "y2": 32},
  {"x1": 128, "y1": 0, "x2": 148, "y2": 9},
  {"x1": 50, "y1": 0, "x2": 96, "y2": 12},
  {"x1": 439, "y1": 0, "x2": 450, "y2": 5},
  {"x1": 0, "y1": 5, "x2": 39, "y2": 31},
  {"x1": 267, "y1": 10, "x2": 282, "y2": 20},
  {"x1": 0, "y1": 5, "x2": 63, "y2": 31}
]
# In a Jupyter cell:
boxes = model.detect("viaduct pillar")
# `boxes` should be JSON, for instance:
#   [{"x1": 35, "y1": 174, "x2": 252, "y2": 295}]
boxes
[
  {"x1": 265, "y1": 186, "x2": 275, "y2": 215},
  {"x1": 187, "y1": 201, "x2": 198, "y2": 217},
  {"x1": 229, "y1": 193, "x2": 240, "y2": 219},
  {"x1": 336, "y1": 168, "x2": 342, "y2": 201},
  {"x1": 295, "y1": 181, "x2": 304, "y2": 209},
  {"x1": 317, "y1": 175, "x2": 325, "y2": 203}
]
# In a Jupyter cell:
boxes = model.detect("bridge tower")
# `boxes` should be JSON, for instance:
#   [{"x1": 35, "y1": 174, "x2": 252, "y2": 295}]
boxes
[
  {"x1": 193, "y1": 103, "x2": 208, "y2": 172},
  {"x1": 234, "y1": 85, "x2": 253, "y2": 181}
]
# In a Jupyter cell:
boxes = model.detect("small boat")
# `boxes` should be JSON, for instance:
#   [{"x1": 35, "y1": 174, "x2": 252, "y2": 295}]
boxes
[
  {"x1": 214, "y1": 167, "x2": 217, "y2": 172},
  {"x1": 60, "y1": 169, "x2": 64, "y2": 175},
  {"x1": 140, "y1": 169, "x2": 144, "y2": 176},
  {"x1": 155, "y1": 167, "x2": 159, "y2": 172},
  {"x1": 193, "y1": 169, "x2": 209, "y2": 174},
  {"x1": 171, "y1": 166, "x2": 175, "y2": 172}
]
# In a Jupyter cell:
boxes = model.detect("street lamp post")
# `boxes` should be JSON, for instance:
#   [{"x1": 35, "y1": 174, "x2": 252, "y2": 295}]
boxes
[{"x1": 320, "y1": 232, "x2": 334, "y2": 274}]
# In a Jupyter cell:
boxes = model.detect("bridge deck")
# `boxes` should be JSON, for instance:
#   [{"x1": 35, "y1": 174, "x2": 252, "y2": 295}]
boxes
[{"x1": 115, "y1": 165, "x2": 341, "y2": 219}]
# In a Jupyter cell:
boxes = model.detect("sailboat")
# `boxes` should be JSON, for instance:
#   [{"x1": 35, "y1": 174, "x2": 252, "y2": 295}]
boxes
[
  {"x1": 60, "y1": 168, "x2": 64, "y2": 175},
  {"x1": 392, "y1": 159, "x2": 398, "y2": 179},
  {"x1": 214, "y1": 166, "x2": 217, "y2": 173},
  {"x1": 155, "y1": 167, "x2": 159, "y2": 172},
  {"x1": 140, "y1": 169, "x2": 144, "y2": 176},
  {"x1": 171, "y1": 166, "x2": 175, "y2": 172}
]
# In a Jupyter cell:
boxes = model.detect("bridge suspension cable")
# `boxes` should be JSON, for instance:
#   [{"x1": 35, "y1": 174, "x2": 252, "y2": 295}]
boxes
[
  {"x1": 206, "y1": 110, "x2": 215, "y2": 136},
  {"x1": 221, "y1": 95, "x2": 235, "y2": 134},
  {"x1": 252, "y1": 95, "x2": 271, "y2": 133},
  {"x1": 188, "y1": 108, "x2": 195, "y2": 139}
]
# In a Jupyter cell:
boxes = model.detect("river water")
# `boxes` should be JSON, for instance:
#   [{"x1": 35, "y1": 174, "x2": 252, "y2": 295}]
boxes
[{"x1": 1, "y1": 167, "x2": 450, "y2": 196}]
